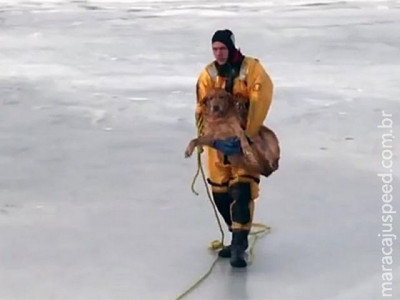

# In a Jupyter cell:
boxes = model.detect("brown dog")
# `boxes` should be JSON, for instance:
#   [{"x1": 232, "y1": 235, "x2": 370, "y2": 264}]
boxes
[{"x1": 185, "y1": 88, "x2": 280, "y2": 177}]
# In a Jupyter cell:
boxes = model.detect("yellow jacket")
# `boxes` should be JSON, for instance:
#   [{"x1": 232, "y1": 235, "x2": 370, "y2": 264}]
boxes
[{"x1": 196, "y1": 57, "x2": 273, "y2": 137}]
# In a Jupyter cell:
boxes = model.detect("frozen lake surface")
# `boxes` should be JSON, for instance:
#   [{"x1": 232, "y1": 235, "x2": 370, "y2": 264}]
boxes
[{"x1": 0, "y1": 0, "x2": 399, "y2": 299}]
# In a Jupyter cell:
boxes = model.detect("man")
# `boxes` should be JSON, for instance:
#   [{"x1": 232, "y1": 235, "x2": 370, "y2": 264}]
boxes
[{"x1": 195, "y1": 29, "x2": 274, "y2": 268}]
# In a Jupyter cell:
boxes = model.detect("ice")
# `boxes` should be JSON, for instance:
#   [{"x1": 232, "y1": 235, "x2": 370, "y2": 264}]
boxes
[{"x1": 0, "y1": 1, "x2": 399, "y2": 299}]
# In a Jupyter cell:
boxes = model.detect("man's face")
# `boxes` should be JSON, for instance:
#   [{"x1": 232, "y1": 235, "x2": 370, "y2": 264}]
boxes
[{"x1": 212, "y1": 41, "x2": 229, "y2": 65}]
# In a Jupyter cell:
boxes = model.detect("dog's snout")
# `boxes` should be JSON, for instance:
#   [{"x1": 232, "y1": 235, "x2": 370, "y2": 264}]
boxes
[{"x1": 212, "y1": 105, "x2": 220, "y2": 112}]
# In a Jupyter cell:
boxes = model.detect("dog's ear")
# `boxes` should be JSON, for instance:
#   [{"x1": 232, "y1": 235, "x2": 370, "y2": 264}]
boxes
[
  {"x1": 229, "y1": 93, "x2": 236, "y2": 103},
  {"x1": 225, "y1": 92, "x2": 237, "y2": 106},
  {"x1": 200, "y1": 96, "x2": 210, "y2": 110},
  {"x1": 234, "y1": 93, "x2": 248, "y2": 104}
]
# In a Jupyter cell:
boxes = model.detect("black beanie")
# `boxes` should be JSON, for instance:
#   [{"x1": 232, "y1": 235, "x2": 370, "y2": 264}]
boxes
[{"x1": 211, "y1": 29, "x2": 236, "y2": 54}]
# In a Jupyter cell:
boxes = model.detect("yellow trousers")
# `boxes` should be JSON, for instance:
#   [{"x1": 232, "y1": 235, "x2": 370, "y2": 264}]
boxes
[{"x1": 205, "y1": 147, "x2": 260, "y2": 199}]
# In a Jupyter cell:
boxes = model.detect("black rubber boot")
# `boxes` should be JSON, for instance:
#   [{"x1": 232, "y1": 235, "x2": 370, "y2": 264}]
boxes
[
  {"x1": 229, "y1": 182, "x2": 252, "y2": 226},
  {"x1": 230, "y1": 230, "x2": 249, "y2": 268},
  {"x1": 228, "y1": 182, "x2": 252, "y2": 268},
  {"x1": 213, "y1": 192, "x2": 234, "y2": 258},
  {"x1": 218, "y1": 233, "x2": 249, "y2": 258},
  {"x1": 212, "y1": 192, "x2": 233, "y2": 229},
  {"x1": 218, "y1": 245, "x2": 231, "y2": 258}
]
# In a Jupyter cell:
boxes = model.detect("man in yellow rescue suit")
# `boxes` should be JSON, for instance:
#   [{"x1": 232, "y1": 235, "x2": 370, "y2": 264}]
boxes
[{"x1": 196, "y1": 29, "x2": 273, "y2": 268}]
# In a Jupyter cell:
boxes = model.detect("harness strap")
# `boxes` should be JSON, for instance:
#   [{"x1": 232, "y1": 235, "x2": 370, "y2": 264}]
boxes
[
  {"x1": 206, "y1": 63, "x2": 218, "y2": 82},
  {"x1": 206, "y1": 60, "x2": 247, "y2": 90},
  {"x1": 207, "y1": 179, "x2": 229, "y2": 188}
]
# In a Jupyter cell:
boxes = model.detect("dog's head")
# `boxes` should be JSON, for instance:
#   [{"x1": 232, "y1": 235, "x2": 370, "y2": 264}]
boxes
[{"x1": 202, "y1": 88, "x2": 235, "y2": 117}]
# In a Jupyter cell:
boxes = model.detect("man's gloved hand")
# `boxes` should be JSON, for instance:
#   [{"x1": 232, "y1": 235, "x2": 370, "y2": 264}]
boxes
[{"x1": 213, "y1": 136, "x2": 242, "y2": 156}]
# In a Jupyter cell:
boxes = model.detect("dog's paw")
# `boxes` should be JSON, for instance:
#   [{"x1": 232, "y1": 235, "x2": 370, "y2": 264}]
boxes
[
  {"x1": 184, "y1": 146, "x2": 194, "y2": 158},
  {"x1": 261, "y1": 169, "x2": 273, "y2": 177}
]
